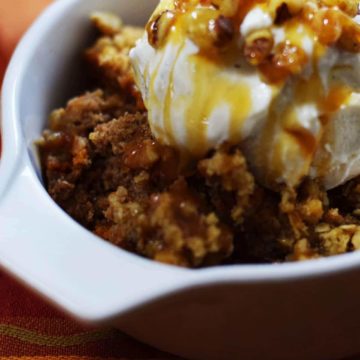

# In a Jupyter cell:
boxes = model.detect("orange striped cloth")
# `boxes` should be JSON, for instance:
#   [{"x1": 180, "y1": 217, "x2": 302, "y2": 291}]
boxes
[
  {"x1": 0, "y1": 2, "x2": 178, "y2": 359},
  {"x1": 0, "y1": 271, "x2": 178, "y2": 359}
]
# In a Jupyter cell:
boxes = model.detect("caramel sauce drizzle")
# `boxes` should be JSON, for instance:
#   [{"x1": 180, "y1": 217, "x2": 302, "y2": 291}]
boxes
[{"x1": 143, "y1": 0, "x2": 360, "y2": 184}]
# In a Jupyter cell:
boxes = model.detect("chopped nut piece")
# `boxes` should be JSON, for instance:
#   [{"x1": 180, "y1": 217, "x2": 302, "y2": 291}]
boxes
[
  {"x1": 310, "y1": 8, "x2": 343, "y2": 45},
  {"x1": 324, "y1": 208, "x2": 344, "y2": 225},
  {"x1": 272, "y1": 42, "x2": 308, "y2": 74},
  {"x1": 299, "y1": 199, "x2": 324, "y2": 225},
  {"x1": 315, "y1": 223, "x2": 331, "y2": 233},
  {"x1": 338, "y1": 16, "x2": 360, "y2": 52},
  {"x1": 269, "y1": 0, "x2": 304, "y2": 20},
  {"x1": 213, "y1": 15, "x2": 235, "y2": 47},
  {"x1": 289, "y1": 238, "x2": 319, "y2": 261},
  {"x1": 260, "y1": 42, "x2": 308, "y2": 83},
  {"x1": 321, "y1": 0, "x2": 359, "y2": 17},
  {"x1": 274, "y1": 3, "x2": 292, "y2": 24},
  {"x1": 147, "y1": 10, "x2": 176, "y2": 48},
  {"x1": 91, "y1": 11, "x2": 123, "y2": 36},
  {"x1": 244, "y1": 29, "x2": 274, "y2": 65},
  {"x1": 319, "y1": 225, "x2": 360, "y2": 255},
  {"x1": 186, "y1": 8, "x2": 229, "y2": 51}
]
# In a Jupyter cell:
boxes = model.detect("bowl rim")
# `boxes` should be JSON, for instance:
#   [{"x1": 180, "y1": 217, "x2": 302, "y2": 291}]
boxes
[{"x1": 1, "y1": 0, "x2": 360, "y2": 320}]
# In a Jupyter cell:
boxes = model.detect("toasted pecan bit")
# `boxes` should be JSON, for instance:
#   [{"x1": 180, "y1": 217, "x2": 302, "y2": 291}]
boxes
[
  {"x1": 289, "y1": 238, "x2": 319, "y2": 261},
  {"x1": 270, "y1": 0, "x2": 304, "y2": 22},
  {"x1": 323, "y1": 208, "x2": 345, "y2": 225},
  {"x1": 310, "y1": 8, "x2": 343, "y2": 45},
  {"x1": 213, "y1": 15, "x2": 235, "y2": 47},
  {"x1": 147, "y1": 10, "x2": 176, "y2": 48},
  {"x1": 244, "y1": 29, "x2": 274, "y2": 65},
  {"x1": 321, "y1": 0, "x2": 359, "y2": 17},
  {"x1": 319, "y1": 225, "x2": 360, "y2": 255},
  {"x1": 259, "y1": 42, "x2": 308, "y2": 83},
  {"x1": 338, "y1": 18, "x2": 360, "y2": 52},
  {"x1": 91, "y1": 11, "x2": 123, "y2": 36},
  {"x1": 299, "y1": 199, "x2": 324, "y2": 224},
  {"x1": 186, "y1": 7, "x2": 222, "y2": 51},
  {"x1": 273, "y1": 42, "x2": 308, "y2": 74},
  {"x1": 274, "y1": 3, "x2": 292, "y2": 24}
]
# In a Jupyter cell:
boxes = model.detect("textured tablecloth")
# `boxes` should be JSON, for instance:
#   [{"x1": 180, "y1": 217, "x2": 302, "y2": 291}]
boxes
[
  {"x1": 0, "y1": 271, "x2": 179, "y2": 359},
  {"x1": 0, "y1": 1, "x2": 178, "y2": 358}
]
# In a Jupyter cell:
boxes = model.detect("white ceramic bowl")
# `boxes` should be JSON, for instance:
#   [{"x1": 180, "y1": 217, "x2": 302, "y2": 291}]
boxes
[{"x1": 2, "y1": 1, "x2": 360, "y2": 359}]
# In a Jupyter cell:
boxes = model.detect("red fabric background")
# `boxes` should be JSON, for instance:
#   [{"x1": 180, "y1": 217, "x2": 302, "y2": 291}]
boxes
[{"x1": 0, "y1": 271, "x2": 178, "y2": 358}]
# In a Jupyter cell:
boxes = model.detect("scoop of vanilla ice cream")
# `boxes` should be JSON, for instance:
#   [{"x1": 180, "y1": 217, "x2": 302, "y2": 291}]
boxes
[
  {"x1": 131, "y1": 34, "x2": 275, "y2": 155},
  {"x1": 131, "y1": 0, "x2": 360, "y2": 190}
]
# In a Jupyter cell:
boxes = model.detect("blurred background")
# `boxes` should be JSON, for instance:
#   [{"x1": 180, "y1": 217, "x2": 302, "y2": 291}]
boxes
[{"x1": 0, "y1": 0, "x2": 51, "y2": 81}]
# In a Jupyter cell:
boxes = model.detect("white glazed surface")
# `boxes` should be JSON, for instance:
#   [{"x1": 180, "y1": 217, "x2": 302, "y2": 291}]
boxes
[{"x1": 2, "y1": 1, "x2": 360, "y2": 359}]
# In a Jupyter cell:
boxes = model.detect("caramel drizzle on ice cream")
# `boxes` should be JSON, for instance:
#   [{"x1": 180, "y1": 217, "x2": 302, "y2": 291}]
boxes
[{"x1": 133, "y1": 0, "x2": 360, "y2": 188}]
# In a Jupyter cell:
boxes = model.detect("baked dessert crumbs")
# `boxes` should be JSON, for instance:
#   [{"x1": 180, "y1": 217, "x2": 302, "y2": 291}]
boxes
[{"x1": 38, "y1": 12, "x2": 360, "y2": 268}]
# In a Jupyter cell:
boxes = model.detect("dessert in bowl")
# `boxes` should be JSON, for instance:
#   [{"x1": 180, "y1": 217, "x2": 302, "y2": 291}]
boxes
[
  {"x1": 39, "y1": 0, "x2": 360, "y2": 267},
  {"x1": 3, "y1": 0, "x2": 360, "y2": 359}
]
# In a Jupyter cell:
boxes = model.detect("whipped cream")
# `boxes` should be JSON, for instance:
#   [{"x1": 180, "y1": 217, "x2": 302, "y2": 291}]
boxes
[{"x1": 131, "y1": 0, "x2": 360, "y2": 190}]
